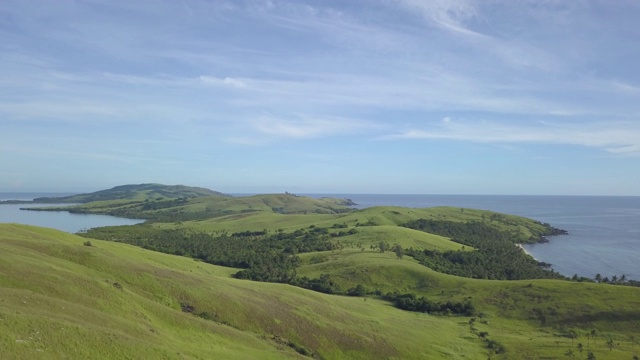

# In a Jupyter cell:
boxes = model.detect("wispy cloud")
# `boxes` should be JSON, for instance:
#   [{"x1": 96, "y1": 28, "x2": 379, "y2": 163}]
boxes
[
  {"x1": 2, "y1": 0, "x2": 640, "y2": 193},
  {"x1": 252, "y1": 115, "x2": 379, "y2": 139},
  {"x1": 385, "y1": 118, "x2": 640, "y2": 155}
]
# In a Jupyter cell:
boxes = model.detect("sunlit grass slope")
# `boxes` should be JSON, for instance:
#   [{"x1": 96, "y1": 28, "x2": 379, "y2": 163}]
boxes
[
  {"x1": 0, "y1": 224, "x2": 488, "y2": 360},
  {"x1": 50, "y1": 193, "x2": 354, "y2": 220},
  {"x1": 298, "y1": 249, "x2": 640, "y2": 359},
  {"x1": 159, "y1": 204, "x2": 550, "y2": 240}
]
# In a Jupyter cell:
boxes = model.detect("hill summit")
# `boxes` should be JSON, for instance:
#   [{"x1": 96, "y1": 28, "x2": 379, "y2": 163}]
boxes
[{"x1": 32, "y1": 183, "x2": 226, "y2": 203}]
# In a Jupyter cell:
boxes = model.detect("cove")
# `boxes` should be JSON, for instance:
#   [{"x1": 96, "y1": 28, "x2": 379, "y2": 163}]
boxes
[{"x1": 0, "y1": 203, "x2": 144, "y2": 233}]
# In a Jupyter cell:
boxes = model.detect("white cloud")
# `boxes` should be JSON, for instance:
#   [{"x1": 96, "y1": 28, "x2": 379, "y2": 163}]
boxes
[
  {"x1": 252, "y1": 115, "x2": 378, "y2": 139},
  {"x1": 199, "y1": 76, "x2": 247, "y2": 88},
  {"x1": 385, "y1": 119, "x2": 640, "y2": 155}
]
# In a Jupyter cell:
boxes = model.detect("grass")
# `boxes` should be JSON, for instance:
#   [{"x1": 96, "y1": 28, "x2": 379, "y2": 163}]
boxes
[
  {"x1": 4, "y1": 195, "x2": 640, "y2": 359},
  {"x1": 297, "y1": 247, "x2": 640, "y2": 359},
  {"x1": 0, "y1": 224, "x2": 488, "y2": 359}
]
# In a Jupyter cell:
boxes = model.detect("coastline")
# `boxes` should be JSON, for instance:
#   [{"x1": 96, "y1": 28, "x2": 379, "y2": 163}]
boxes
[{"x1": 517, "y1": 244, "x2": 539, "y2": 262}]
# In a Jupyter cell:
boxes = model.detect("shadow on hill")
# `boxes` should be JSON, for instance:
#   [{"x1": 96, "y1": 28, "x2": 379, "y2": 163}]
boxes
[{"x1": 560, "y1": 310, "x2": 640, "y2": 326}]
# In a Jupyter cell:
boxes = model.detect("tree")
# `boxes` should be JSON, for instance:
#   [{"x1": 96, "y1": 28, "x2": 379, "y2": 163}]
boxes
[
  {"x1": 565, "y1": 349, "x2": 575, "y2": 358},
  {"x1": 632, "y1": 355, "x2": 639, "y2": 360},
  {"x1": 595, "y1": 273, "x2": 602, "y2": 283},
  {"x1": 568, "y1": 330, "x2": 578, "y2": 346},
  {"x1": 392, "y1": 243, "x2": 404, "y2": 259},
  {"x1": 587, "y1": 351, "x2": 596, "y2": 360},
  {"x1": 378, "y1": 240, "x2": 389, "y2": 253},
  {"x1": 590, "y1": 329, "x2": 598, "y2": 346},
  {"x1": 347, "y1": 284, "x2": 367, "y2": 297},
  {"x1": 606, "y1": 338, "x2": 615, "y2": 351},
  {"x1": 577, "y1": 343, "x2": 584, "y2": 356}
]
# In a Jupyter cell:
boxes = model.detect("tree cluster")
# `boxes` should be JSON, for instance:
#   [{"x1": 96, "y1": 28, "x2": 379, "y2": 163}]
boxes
[
  {"x1": 382, "y1": 292, "x2": 475, "y2": 316},
  {"x1": 402, "y1": 219, "x2": 566, "y2": 280}
]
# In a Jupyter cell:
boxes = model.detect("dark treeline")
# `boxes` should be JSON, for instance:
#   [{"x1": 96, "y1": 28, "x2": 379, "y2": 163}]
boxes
[
  {"x1": 382, "y1": 292, "x2": 475, "y2": 316},
  {"x1": 590, "y1": 273, "x2": 640, "y2": 288},
  {"x1": 82, "y1": 225, "x2": 340, "y2": 283},
  {"x1": 402, "y1": 219, "x2": 566, "y2": 280}
]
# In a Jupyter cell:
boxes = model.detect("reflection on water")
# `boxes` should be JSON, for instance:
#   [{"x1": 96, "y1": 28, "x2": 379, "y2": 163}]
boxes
[{"x1": 0, "y1": 203, "x2": 144, "y2": 233}]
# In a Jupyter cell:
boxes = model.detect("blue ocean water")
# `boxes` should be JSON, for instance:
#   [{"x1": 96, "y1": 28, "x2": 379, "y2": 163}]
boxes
[
  {"x1": 308, "y1": 194, "x2": 640, "y2": 281},
  {"x1": 0, "y1": 193, "x2": 144, "y2": 233}
]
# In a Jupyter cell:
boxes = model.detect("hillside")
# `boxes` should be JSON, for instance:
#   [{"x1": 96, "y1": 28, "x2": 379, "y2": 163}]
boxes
[
  {"x1": 30, "y1": 192, "x2": 356, "y2": 221},
  {"x1": 4, "y1": 185, "x2": 640, "y2": 359},
  {"x1": 31, "y1": 183, "x2": 225, "y2": 203},
  {"x1": 0, "y1": 224, "x2": 487, "y2": 359},
  {"x1": 3, "y1": 222, "x2": 639, "y2": 359}
]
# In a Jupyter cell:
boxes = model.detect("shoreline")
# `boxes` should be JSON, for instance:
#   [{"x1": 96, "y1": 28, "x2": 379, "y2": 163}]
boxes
[{"x1": 516, "y1": 243, "x2": 539, "y2": 262}]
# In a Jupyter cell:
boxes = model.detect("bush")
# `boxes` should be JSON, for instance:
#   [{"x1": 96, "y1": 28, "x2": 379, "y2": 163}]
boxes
[{"x1": 83, "y1": 240, "x2": 93, "y2": 247}]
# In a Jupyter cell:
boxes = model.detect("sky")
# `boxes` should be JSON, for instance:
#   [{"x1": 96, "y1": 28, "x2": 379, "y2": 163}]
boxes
[{"x1": 1, "y1": 0, "x2": 640, "y2": 195}]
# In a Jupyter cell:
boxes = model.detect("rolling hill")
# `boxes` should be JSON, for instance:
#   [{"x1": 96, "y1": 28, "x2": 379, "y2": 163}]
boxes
[
  {"x1": 31, "y1": 183, "x2": 226, "y2": 204},
  {"x1": 3, "y1": 185, "x2": 640, "y2": 359}
]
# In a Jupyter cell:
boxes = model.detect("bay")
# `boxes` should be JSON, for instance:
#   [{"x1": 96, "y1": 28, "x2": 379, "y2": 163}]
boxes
[{"x1": 0, "y1": 193, "x2": 144, "y2": 233}]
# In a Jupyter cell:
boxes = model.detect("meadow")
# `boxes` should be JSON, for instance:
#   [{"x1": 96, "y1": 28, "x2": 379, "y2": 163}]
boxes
[{"x1": 2, "y1": 185, "x2": 639, "y2": 359}]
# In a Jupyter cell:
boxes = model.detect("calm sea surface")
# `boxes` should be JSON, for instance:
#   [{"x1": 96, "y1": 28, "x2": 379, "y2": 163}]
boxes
[
  {"x1": 2, "y1": 192, "x2": 639, "y2": 280},
  {"x1": 0, "y1": 193, "x2": 144, "y2": 233},
  {"x1": 307, "y1": 194, "x2": 640, "y2": 281}
]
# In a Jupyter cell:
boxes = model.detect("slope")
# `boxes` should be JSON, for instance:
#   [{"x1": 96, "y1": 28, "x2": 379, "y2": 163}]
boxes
[
  {"x1": 297, "y1": 249, "x2": 640, "y2": 359},
  {"x1": 0, "y1": 224, "x2": 487, "y2": 360}
]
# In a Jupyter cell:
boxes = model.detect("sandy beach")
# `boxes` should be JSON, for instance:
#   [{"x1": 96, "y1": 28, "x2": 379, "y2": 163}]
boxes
[{"x1": 517, "y1": 244, "x2": 539, "y2": 261}]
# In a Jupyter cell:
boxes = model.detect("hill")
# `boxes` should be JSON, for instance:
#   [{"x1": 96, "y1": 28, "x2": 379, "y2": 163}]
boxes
[
  {"x1": 28, "y1": 192, "x2": 356, "y2": 221},
  {"x1": 0, "y1": 224, "x2": 487, "y2": 359},
  {"x1": 4, "y1": 184, "x2": 640, "y2": 359},
  {"x1": 3, "y1": 222, "x2": 639, "y2": 359},
  {"x1": 31, "y1": 183, "x2": 225, "y2": 203}
]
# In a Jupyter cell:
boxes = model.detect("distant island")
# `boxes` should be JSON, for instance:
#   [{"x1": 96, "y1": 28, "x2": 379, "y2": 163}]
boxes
[{"x1": 0, "y1": 183, "x2": 226, "y2": 204}]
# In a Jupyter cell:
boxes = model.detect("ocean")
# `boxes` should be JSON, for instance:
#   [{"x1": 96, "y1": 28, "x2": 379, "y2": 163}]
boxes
[{"x1": 2, "y1": 192, "x2": 638, "y2": 280}]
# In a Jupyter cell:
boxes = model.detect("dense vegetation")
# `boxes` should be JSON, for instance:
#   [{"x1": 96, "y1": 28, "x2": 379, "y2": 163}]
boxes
[
  {"x1": 82, "y1": 225, "x2": 334, "y2": 281},
  {"x1": 401, "y1": 219, "x2": 566, "y2": 280},
  {"x1": 382, "y1": 292, "x2": 475, "y2": 316}
]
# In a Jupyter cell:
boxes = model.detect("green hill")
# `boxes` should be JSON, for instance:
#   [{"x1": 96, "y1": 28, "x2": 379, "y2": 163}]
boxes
[
  {"x1": 4, "y1": 184, "x2": 640, "y2": 359},
  {"x1": 3, "y1": 223, "x2": 639, "y2": 359},
  {"x1": 0, "y1": 224, "x2": 486, "y2": 359},
  {"x1": 31, "y1": 183, "x2": 225, "y2": 203},
  {"x1": 30, "y1": 192, "x2": 356, "y2": 221}
]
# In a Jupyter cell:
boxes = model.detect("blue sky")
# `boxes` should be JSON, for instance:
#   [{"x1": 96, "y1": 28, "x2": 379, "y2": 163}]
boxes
[{"x1": 1, "y1": 0, "x2": 640, "y2": 195}]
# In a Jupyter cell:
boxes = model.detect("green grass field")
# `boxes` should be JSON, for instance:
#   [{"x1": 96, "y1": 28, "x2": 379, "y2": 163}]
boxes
[
  {"x1": 3, "y1": 223, "x2": 639, "y2": 359},
  {"x1": 0, "y1": 224, "x2": 490, "y2": 359},
  {"x1": 3, "y1": 192, "x2": 640, "y2": 359}
]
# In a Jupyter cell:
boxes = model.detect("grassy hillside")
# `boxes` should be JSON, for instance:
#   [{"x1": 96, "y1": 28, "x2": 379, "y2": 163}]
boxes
[
  {"x1": 296, "y1": 248, "x2": 640, "y2": 359},
  {"x1": 31, "y1": 183, "x2": 226, "y2": 203},
  {"x1": 0, "y1": 224, "x2": 489, "y2": 360},
  {"x1": 5, "y1": 185, "x2": 640, "y2": 359},
  {"x1": 31, "y1": 193, "x2": 355, "y2": 221},
  {"x1": 4, "y1": 223, "x2": 639, "y2": 359}
]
